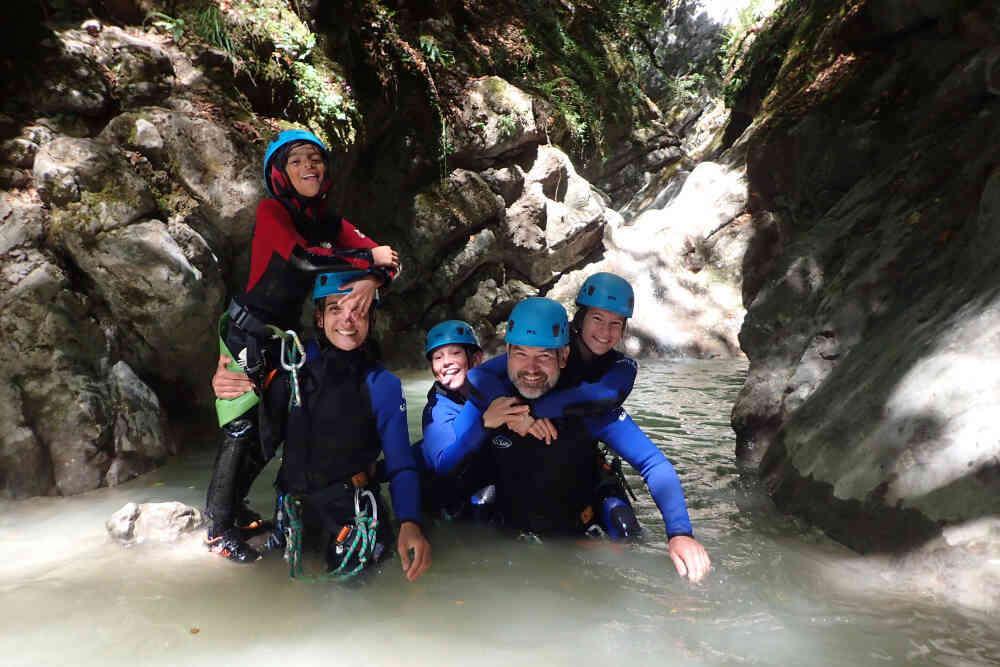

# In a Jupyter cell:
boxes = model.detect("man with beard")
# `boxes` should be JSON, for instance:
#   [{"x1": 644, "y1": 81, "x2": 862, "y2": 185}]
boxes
[{"x1": 422, "y1": 297, "x2": 711, "y2": 582}]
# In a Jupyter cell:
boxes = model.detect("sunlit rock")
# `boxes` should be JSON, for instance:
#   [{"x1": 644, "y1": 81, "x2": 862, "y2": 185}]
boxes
[
  {"x1": 107, "y1": 501, "x2": 205, "y2": 545},
  {"x1": 447, "y1": 76, "x2": 548, "y2": 169}
]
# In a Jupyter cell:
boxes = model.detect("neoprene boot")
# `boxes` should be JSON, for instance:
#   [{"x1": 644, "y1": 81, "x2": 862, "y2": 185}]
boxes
[
  {"x1": 204, "y1": 416, "x2": 262, "y2": 563},
  {"x1": 206, "y1": 526, "x2": 261, "y2": 563}
]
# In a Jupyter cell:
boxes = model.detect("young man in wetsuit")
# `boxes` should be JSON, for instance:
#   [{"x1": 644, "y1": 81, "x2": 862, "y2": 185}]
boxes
[
  {"x1": 206, "y1": 129, "x2": 399, "y2": 562},
  {"x1": 422, "y1": 297, "x2": 712, "y2": 582}
]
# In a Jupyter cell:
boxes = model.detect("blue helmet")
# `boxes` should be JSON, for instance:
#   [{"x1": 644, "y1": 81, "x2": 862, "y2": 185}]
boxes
[
  {"x1": 263, "y1": 129, "x2": 329, "y2": 197},
  {"x1": 313, "y1": 270, "x2": 370, "y2": 301},
  {"x1": 576, "y1": 272, "x2": 634, "y2": 318},
  {"x1": 505, "y1": 297, "x2": 569, "y2": 348},
  {"x1": 425, "y1": 320, "x2": 480, "y2": 358}
]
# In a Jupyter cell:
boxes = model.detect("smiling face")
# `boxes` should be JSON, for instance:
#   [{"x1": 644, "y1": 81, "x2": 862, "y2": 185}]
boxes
[
  {"x1": 430, "y1": 344, "x2": 480, "y2": 391},
  {"x1": 578, "y1": 306, "x2": 626, "y2": 358},
  {"x1": 285, "y1": 143, "x2": 326, "y2": 198},
  {"x1": 506, "y1": 344, "x2": 568, "y2": 399},
  {"x1": 316, "y1": 294, "x2": 370, "y2": 351}
]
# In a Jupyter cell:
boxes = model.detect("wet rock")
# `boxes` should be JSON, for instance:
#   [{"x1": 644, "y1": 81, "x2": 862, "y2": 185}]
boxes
[
  {"x1": 447, "y1": 76, "x2": 548, "y2": 169},
  {"x1": 100, "y1": 108, "x2": 263, "y2": 272},
  {"x1": 577, "y1": 159, "x2": 750, "y2": 358},
  {"x1": 730, "y1": 0, "x2": 1000, "y2": 612},
  {"x1": 107, "y1": 501, "x2": 205, "y2": 545},
  {"x1": 500, "y1": 146, "x2": 608, "y2": 285}
]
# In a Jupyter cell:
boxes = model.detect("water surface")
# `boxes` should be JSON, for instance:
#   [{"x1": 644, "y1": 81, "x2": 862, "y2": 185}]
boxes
[{"x1": 0, "y1": 360, "x2": 996, "y2": 666}]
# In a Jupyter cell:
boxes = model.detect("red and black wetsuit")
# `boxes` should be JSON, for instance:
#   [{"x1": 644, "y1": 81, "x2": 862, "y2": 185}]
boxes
[{"x1": 237, "y1": 197, "x2": 383, "y2": 332}]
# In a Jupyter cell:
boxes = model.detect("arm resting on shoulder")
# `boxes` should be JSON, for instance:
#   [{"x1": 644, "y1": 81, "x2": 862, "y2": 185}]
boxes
[{"x1": 534, "y1": 356, "x2": 638, "y2": 418}]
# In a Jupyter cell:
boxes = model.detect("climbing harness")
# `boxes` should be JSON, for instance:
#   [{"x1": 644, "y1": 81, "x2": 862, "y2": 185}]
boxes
[{"x1": 282, "y1": 487, "x2": 381, "y2": 582}]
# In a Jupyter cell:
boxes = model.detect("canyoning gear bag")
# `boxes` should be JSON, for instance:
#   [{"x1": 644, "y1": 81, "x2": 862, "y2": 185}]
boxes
[
  {"x1": 593, "y1": 446, "x2": 641, "y2": 539},
  {"x1": 214, "y1": 312, "x2": 264, "y2": 427}
]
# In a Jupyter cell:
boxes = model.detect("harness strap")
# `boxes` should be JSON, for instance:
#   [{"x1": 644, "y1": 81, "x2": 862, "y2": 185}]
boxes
[{"x1": 226, "y1": 299, "x2": 273, "y2": 337}]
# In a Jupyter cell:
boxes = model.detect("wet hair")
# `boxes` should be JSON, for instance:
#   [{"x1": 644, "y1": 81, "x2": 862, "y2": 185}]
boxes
[{"x1": 570, "y1": 307, "x2": 587, "y2": 336}]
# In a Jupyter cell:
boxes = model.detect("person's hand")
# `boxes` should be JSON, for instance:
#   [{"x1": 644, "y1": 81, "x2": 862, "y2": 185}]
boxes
[
  {"x1": 339, "y1": 275, "x2": 378, "y2": 315},
  {"x1": 482, "y1": 396, "x2": 530, "y2": 429},
  {"x1": 397, "y1": 521, "x2": 431, "y2": 582},
  {"x1": 668, "y1": 535, "x2": 711, "y2": 583},
  {"x1": 213, "y1": 354, "x2": 254, "y2": 399},
  {"x1": 526, "y1": 417, "x2": 558, "y2": 444},
  {"x1": 371, "y1": 245, "x2": 399, "y2": 270}
]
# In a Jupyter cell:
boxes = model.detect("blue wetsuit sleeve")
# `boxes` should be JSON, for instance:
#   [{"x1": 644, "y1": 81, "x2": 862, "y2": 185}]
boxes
[
  {"x1": 588, "y1": 409, "x2": 694, "y2": 538},
  {"x1": 465, "y1": 357, "x2": 511, "y2": 411},
  {"x1": 368, "y1": 369, "x2": 420, "y2": 523},
  {"x1": 422, "y1": 399, "x2": 490, "y2": 475},
  {"x1": 531, "y1": 356, "x2": 638, "y2": 418}
]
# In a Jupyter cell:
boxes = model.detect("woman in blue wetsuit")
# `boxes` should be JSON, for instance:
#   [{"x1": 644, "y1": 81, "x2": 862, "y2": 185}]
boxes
[{"x1": 259, "y1": 271, "x2": 430, "y2": 580}]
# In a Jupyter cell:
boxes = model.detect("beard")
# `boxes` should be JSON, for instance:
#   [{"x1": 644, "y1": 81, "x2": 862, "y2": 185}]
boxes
[{"x1": 508, "y1": 368, "x2": 558, "y2": 399}]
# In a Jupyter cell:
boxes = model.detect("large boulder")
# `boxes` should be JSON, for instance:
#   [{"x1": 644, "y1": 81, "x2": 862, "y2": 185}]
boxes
[
  {"x1": 500, "y1": 146, "x2": 610, "y2": 285},
  {"x1": 0, "y1": 195, "x2": 173, "y2": 497},
  {"x1": 100, "y1": 108, "x2": 263, "y2": 280},
  {"x1": 35, "y1": 136, "x2": 225, "y2": 396},
  {"x1": 447, "y1": 76, "x2": 549, "y2": 170}
]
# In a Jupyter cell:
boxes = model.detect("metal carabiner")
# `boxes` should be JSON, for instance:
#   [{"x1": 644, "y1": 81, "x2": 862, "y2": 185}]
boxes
[
  {"x1": 355, "y1": 487, "x2": 379, "y2": 525},
  {"x1": 280, "y1": 329, "x2": 306, "y2": 373}
]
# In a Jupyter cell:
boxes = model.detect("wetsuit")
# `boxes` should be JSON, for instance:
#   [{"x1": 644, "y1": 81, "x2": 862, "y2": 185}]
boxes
[
  {"x1": 423, "y1": 358, "x2": 694, "y2": 539},
  {"x1": 262, "y1": 340, "x2": 420, "y2": 566},
  {"x1": 419, "y1": 382, "x2": 494, "y2": 517},
  {"x1": 206, "y1": 191, "x2": 393, "y2": 547}
]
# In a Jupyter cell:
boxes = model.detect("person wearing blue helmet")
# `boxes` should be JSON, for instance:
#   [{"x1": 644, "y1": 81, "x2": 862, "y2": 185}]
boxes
[
  {"x1": 424, "y1": 296, "x2": 711, "y2": 582},
  {"x1": 473, "y1": 273, "x2": 638, "y2": 437},
  {"x1": 205, "y1": 129, "x2": 399, "y2": 563},
  {"x1": 255, "y1": 271, "x2": 430, "y2": 580},
  {"x1": 418, "y1": 320, "x2": 498, "y2": 519}
]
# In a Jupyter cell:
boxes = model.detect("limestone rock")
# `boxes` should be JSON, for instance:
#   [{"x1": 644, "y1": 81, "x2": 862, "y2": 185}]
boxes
[
  {"x1": 107, "y1": 501, "x2": 205, "y2": 545},
  {"x1": 447, "y1": 76, "x2": 548, "y2": 169},
  {"x1": 500, "y1": 146, "x2": 608, "y2": 285},
  {"x1": 100, "y1": 109, "x2": 262, "y2": 269}
]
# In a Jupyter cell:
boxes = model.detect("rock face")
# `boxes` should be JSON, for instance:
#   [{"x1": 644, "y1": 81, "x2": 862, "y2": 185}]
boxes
[
  {"x1": 386, "y1": 87, "x2": 623, "y2": 362},
  {"x1": 728, "y1": 0, "x2": 1000, "y2": 610}
]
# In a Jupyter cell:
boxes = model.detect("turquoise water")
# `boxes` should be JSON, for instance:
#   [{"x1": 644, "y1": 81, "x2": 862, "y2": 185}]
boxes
[{"x1": 0, "y1": 360, "x2": 996, "y2": 666}]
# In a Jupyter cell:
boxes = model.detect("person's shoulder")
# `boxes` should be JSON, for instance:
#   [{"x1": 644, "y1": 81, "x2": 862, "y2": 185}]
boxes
[
  {"x1": 367, "y1": 363, "x2": 402, "y2": 389},
  {"x1": 255, "y1": 198, "x2": 291, "y2": 225},
  {"x1": 610, "y1": 350, "x2": 637, "y2": 369}
]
